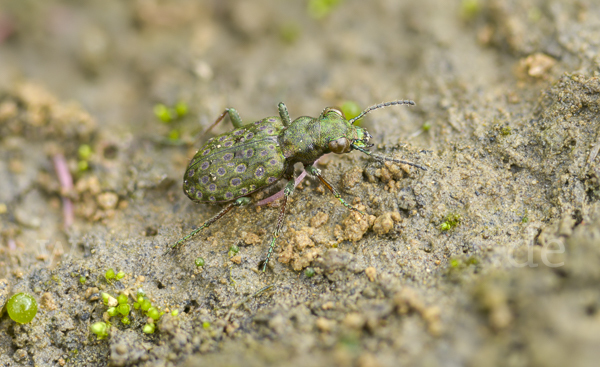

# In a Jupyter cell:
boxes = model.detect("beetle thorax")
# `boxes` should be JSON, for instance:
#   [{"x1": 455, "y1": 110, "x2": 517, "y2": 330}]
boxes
[{"x1": 279, "y1": 115, "x2": 360, "y2": 164}]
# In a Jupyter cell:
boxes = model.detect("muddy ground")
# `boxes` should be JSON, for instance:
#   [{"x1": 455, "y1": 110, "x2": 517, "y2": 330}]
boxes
[{"x1": 0, "y1": 0, "x2": 599, "y2": 366}]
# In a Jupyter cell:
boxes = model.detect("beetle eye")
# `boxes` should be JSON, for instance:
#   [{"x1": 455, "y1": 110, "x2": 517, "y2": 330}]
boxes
[
  {"x1": 328, "y1": 137, "x2": 350, "y2": 154},
  {"x1": 325, "y1": 107, "x2": 344, "y2": 117}
]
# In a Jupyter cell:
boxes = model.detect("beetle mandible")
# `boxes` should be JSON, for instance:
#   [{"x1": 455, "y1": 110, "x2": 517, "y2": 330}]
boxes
[{"x1": 166, "y1": 100, "x2": 427, "y2": 271}]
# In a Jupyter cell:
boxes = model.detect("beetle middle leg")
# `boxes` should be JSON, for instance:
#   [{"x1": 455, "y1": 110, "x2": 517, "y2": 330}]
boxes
[
  {"x1": 165, "y1": 197, "x2": 251, "y2": 256},
  {"x1": 278, "y1": 102, "x2": 291, "y2": 126},
  {"x1": 305, "y1": 165, "x2": 365, "y2": 216}
]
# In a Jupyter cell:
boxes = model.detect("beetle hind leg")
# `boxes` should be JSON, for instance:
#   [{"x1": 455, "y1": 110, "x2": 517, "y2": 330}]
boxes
[
  {"x1": 165, "y1": 197, "x2": 251, "y2": 256},
  {"x1": 261, "y1": 173, "x2": 296, "y2": 272}
]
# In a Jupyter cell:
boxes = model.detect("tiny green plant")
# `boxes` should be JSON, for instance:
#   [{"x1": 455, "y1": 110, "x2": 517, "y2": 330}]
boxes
[
  {"x1": 93, "y1": 284, "x2": 167, "y2": 340},
  {"x1": 166, "y1": 101, "x2": 427, "y2": 271},
  {"x1": 6, "y1": 293, "x2": 37, "y2": 324}
]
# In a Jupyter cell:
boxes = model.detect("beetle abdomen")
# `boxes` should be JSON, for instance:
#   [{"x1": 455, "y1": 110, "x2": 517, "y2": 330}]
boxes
[{"x1": 183, "y1": 116, "x2": 287, "y2": 203}]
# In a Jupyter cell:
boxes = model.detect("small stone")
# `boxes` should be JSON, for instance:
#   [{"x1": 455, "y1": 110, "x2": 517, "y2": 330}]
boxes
[
  {"x1": 523, "y1": 53, "x2": 556, "y2": 77},
  {"x1": 342, "y1": 167, "x2": 364, "y2": 189},
  {"x1": 365, "y1": 266, "x2": 377, "y2": 282},
  {"x1": 240, "y1": 231, "x2": 261, "y2": 246},
  {"x1": 321, "y1": 301, "x2": 334, "y2": 310},
  {"x1": 40, "y1": 292, "x2": 57, "y2": 310},
  {"x1": 315, "y1": 317, "x2": 335, "y2": 332},
  {"x1": 107, "y1": 295, "x2": 118, "y2": 307},
  {"x1": 116, "y1": 344, "x2": 128, "y2": 355},
  {"x1": 14, "y1": 207, "x2": 41, "y2": 228},
  {"x1": 97, "y1": 192, "x2": 119, "y2": 210},
  {"x1": 0, "y1": 279, "x2": 10, "y2": 315},
  {"x1": 230, "y1": 255, "x2": 241, "y2": 264},
  {"x1": 357, "y1": 353, "x2": 381, "y2": 367},
  {"x1": 13, "y1": 348, "x2": 28, "y2": 363},
  {"x1": 343, "y1": 313, "x2": 366, "y2": 329},
  {"x1": 373, "y1": 212, "x2": 401, "y2": 235},
  {"x1": 293, "y1": 228, "x2": 315, "y2": 250},
  {"x1": 310, "y1": 211, "x2": 329, "y2": 228},
  {"x1": 85, "y1": 287, "x2": 100, "y2": 301}
]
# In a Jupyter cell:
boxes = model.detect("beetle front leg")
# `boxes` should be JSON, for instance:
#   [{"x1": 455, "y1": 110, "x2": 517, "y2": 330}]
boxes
[
  {"x1": 305, "y1": 165, "x2": 365, "y2": 216},
  {"x1": 261, "y1": 173, "x2": 296, "y2": 272}
]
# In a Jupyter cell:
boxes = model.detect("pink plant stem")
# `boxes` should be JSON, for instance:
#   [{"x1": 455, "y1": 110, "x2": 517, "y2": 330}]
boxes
[{"x1": 52, "y1": 154, "x2": 74, "y2": 229}]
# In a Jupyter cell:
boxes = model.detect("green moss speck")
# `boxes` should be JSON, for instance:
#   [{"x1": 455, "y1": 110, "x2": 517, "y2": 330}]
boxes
[
  {"x1": 521, "y1": 210, "x2": 529, "y2": 223},
  {"x1": 107, "y1": 307, "x2": 118, "y2": 317},
  {"x1": 117, "y1": 294, "x2": 128, "y2": 305},
  {"x1": 340, "y1": 101, "x2": 361, "y2": 121},
  {"x1": 174, "y1": 102, "x2": 188, "y2": 117},
  {"x1": 228, "y1": 244, "x2": 240, "y2": 257},
  {"x1": 279, "y1": 23, "x2": 300, "y2": 44},
  {"x1": 308, "y1": 0, "x2": 343, "y2": 19},
  {"x1": 117, "y1": 303, "x2": 131, "y2": 316},
  {"x1": 142, "y1": 323, "x2": 155, "y2": 334},
  {"x1": 90, "y1": 322, "x2": 109, "y2": 340},
  {"x1": 148, "y1": 307, "x2": 160, "y2": 320},
  {"x1": 461, "y1": 0, "x2": 480, "y2": 19},
  {"x1": 105, "y1": 268, "x2": 116, "y2": 281},
  {"x1": 154, "y1": 104, "x2": 174, "y2": 123},
  {"x1": 441, "y1": 213, "x2": 461, "y2": 231},
  {"x1": 78, "y1": 144, "x2": 92, "y2": 160}
]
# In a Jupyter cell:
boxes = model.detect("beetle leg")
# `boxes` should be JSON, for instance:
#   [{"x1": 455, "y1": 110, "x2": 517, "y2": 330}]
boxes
[
  {"x1": 203, "y1": 108, "x2": 245, "y2": 137},
  {"x1": 278, "y1": 102, "x2": 291, "y2": 127},
  {"x1": 305, "y1": 165, "x2": 365, "y2": 216},
  {"x1": 165, "y1": 197, "x2": 251, "y2": 256},
  {"x1": 261, "y1": 173, "x2": 296, "y2": 272}
]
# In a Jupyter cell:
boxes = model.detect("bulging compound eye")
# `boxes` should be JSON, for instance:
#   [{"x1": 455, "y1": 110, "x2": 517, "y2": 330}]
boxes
[
  {"x1": 328, "y1": 137, "x2": 350, "y2": 154},
  {"x1": 325, "y1": 107, "x2": 344, "y2": 118}
]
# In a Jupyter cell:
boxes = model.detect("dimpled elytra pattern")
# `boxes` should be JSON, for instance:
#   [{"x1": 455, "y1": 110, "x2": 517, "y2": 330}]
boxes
[{"x1": 183, "y1": 116, "x2": 286, "y2": 203}]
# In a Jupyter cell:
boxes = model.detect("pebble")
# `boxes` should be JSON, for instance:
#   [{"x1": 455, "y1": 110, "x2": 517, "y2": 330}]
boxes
[
  {"x1": 365, "y1": 266, "x2": 377, "y2": 282},
  {"x1": 97, "y1": 192, "x2": 119, "y2": 210}
]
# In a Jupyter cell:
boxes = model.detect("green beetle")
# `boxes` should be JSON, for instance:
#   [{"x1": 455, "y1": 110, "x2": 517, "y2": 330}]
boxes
[{"x1": 168, "y1": 100, "x2": 427, "y2": 271}]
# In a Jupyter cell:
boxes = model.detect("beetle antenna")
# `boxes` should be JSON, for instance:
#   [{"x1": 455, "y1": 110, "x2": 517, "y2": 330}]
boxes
[
  {"x1": 352, "y1": 144, "x2": 427, "y2": 171},
  {"x1": 348, "y1": 100, "x2": 415, "y2": 125}
]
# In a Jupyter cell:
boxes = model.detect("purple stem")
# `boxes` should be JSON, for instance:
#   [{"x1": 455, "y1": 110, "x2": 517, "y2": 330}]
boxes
[{"x1": 53, "y1": 154, "x2": 74, "y2": 229}]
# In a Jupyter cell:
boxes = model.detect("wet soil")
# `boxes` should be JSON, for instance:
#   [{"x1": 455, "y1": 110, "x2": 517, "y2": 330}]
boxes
[{"x1": 1, "y1": 0, "x2": 600, "y2": 366}]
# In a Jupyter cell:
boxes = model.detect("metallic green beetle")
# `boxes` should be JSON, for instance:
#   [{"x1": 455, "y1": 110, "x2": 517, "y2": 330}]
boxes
[{"x1": 167, "y1": 100, "x2": 427, "y2": 271}]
